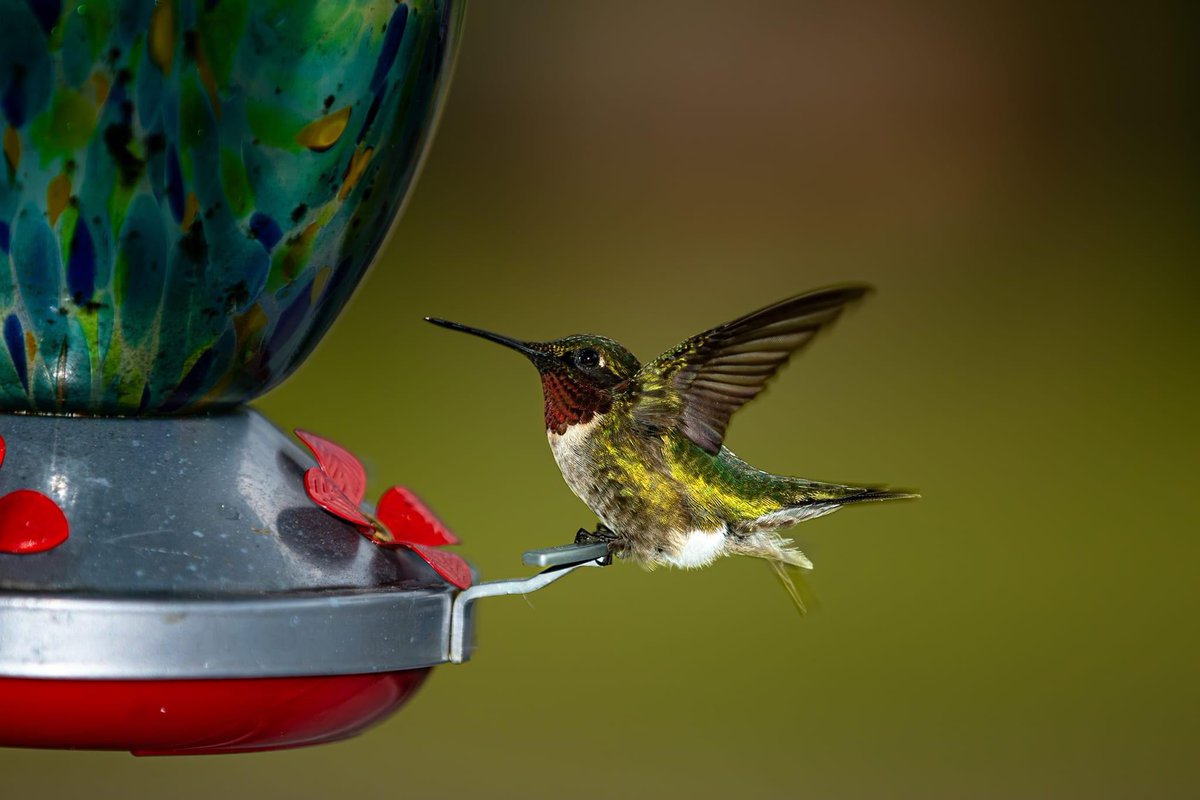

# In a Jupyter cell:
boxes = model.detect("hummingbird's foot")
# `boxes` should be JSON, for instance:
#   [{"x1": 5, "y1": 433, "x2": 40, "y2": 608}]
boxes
[
  {"x1": 573, "y1": 524, "x2": 617, "y2": 565},
  {"x1": 574, "y1": 523, "x2": 617, "y2": 546}
]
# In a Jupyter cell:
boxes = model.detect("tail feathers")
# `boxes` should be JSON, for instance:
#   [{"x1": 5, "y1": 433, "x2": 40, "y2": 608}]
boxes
[
  {"x1": 768, "y1": 560, "x2": 819, "y2": 615},
  {"x1": 757, "y1": 485, "x2": 916, "y2": 614},
  {"x1": 758, "y1": 482, "x2": 916, "y2": 532},
  {"x1": 750, "y1": 484, "x2": 916, "y2": 614},
  {"x1": 744, "y1": 486, "x2": 916, "y2": 535}
]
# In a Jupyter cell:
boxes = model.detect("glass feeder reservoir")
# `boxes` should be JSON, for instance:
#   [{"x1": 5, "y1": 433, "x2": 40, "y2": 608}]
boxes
[{"x1": 0, "y1": 0, "x2": 507, "y2": 755}]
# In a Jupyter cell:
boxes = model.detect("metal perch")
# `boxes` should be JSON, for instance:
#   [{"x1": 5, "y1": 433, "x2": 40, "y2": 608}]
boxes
[{"x1": 448, "y1": 542, "x2": 612, "y2": 663}]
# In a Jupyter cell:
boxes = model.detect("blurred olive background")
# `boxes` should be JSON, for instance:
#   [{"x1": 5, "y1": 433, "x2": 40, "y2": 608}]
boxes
[{"x1": 5, "y1": 1, "x2": 1197, "y2": 797}]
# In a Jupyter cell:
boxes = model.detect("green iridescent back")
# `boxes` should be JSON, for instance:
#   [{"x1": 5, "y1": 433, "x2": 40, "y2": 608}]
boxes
[{"x1": 0, "y1": 0, "x2": 461, "y2": 414}]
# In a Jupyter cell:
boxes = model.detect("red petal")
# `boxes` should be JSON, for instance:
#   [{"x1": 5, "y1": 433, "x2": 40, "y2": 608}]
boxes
[
  {"x1": 0, "y1": 434, "x2": 6, "y2": 470},
  {"x1": 0, "y1": 490, "x2": 69, "y2": 554},
  {"x1": 303, "y1": 468, "x2": 372, "y2": 530},
  {"x1": 375, "y1": 486, "x2": 460, "y2": 547},
  {"x1": 295, "y1": 429, "x2": 367, "y2": 506},
  {"x1": 409, "y1": 544, "x2": 473, "y2": 589}
]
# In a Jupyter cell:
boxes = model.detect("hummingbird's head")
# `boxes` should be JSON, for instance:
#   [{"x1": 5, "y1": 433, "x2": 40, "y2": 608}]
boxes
[{"x1": 425, "y1": 319, "x2": 641, "y2": 435}]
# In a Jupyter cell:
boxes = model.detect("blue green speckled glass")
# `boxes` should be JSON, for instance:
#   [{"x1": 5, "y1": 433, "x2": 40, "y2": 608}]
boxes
[{"x1": 0, "y1": 0, "x2": 462, "y2": 414}]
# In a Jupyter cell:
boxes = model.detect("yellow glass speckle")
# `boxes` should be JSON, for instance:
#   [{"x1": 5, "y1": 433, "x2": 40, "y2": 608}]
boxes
[
  {"x1": 295, "y1": 107, "x2": 351, "y2": 152},
  {"x1": 193, "y1": 35, "x2": 221, "y2": 119},
  {"x1": 90, "y1": 72, "x2": 110, "y2": 106},
  {"x1": 338, "y1": 144, "x2": 373, "y2": 199},
  {"x1": 47, "y1": 173, "x2": 72, "y2": 226},
  {"x1": 149, "y1": 0, "x2": 175, "y2": 75},
  {"x1": 3, "y1": 127, "x2": 19, "y2": 172},
  {"x1": 181, "y1": 191, "x2": 198, "y2": 229},
  {"x1": 311, "y1": 266, "x2": 332, "y2": 302}
]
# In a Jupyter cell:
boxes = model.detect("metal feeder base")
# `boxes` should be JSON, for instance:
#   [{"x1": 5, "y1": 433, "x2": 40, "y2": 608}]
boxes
[{"x1": 0, "y1": 410, "x2": 468, "y2": 754}]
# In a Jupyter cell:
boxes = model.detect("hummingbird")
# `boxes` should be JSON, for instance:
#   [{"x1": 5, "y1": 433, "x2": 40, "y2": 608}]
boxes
[{"x1": 426, "y1": 285, "x2": 914, "y2": 610}]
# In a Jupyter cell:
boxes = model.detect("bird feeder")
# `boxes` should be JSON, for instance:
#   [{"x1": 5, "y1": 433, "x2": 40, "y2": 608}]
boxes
[{"x1": 0, "y1": 0, "x2": 606, "y2": 755}]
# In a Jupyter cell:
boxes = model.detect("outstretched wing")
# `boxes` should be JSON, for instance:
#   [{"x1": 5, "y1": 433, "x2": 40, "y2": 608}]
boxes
[{"x1": 631, "y1": 285, "x2": 870, "y2": 453}]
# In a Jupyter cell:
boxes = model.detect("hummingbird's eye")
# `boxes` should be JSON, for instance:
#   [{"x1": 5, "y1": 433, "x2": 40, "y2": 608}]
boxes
[{"x1": 574, "y1": 348, "x2": 601, "y2": 370}]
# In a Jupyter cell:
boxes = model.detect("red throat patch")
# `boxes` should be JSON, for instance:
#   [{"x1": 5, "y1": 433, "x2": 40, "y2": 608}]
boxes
[{"x1": 542, "y1": 372, "x2": 611, "y2": 435}]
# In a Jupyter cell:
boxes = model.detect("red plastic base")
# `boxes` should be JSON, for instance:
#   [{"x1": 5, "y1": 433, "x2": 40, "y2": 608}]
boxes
[{"x1": 0, "y1": 670, "x2": 430, "y2": 755}]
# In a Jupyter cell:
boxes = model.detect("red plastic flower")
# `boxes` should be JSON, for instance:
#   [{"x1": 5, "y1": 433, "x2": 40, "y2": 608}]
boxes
[
  {"x1": 295, "y1": 429, "x2": 472, "y2": 589},
  {"x1": 0, "y1": 434, "x2": 70, "y2": 554}
]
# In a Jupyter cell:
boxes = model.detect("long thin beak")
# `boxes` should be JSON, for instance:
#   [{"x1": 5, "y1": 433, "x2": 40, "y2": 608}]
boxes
[{"x1": 425, "y1": 317, "x2": 547, "y2": 362}]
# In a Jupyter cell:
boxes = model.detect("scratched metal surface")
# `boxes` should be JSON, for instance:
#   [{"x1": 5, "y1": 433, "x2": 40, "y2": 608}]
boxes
[
  {"x1": 0, "y1": 410, "x2": 443, "y2": 594},
  {"x1": 0, "y1": 410, "x2": 464, "y2": 677}
]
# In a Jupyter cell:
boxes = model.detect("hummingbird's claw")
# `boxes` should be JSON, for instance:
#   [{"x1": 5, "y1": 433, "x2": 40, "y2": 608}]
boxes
[
  {"x1": 575, "y1": 526, "x2": 616, "y2": 546},
  {"x1": 573, "y1": 527, "x2": 616, "y2": 565}
]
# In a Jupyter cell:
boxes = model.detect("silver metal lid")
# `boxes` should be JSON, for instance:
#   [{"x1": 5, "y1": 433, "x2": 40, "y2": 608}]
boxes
[{"x1": 0, "y1": 410, "x2": 466, "y2": 678}]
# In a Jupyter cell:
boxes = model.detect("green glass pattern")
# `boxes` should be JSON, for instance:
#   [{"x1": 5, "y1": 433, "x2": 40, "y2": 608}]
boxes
[{"x1": 0, "y1": 0, "x2": 462, "y2": 413}]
